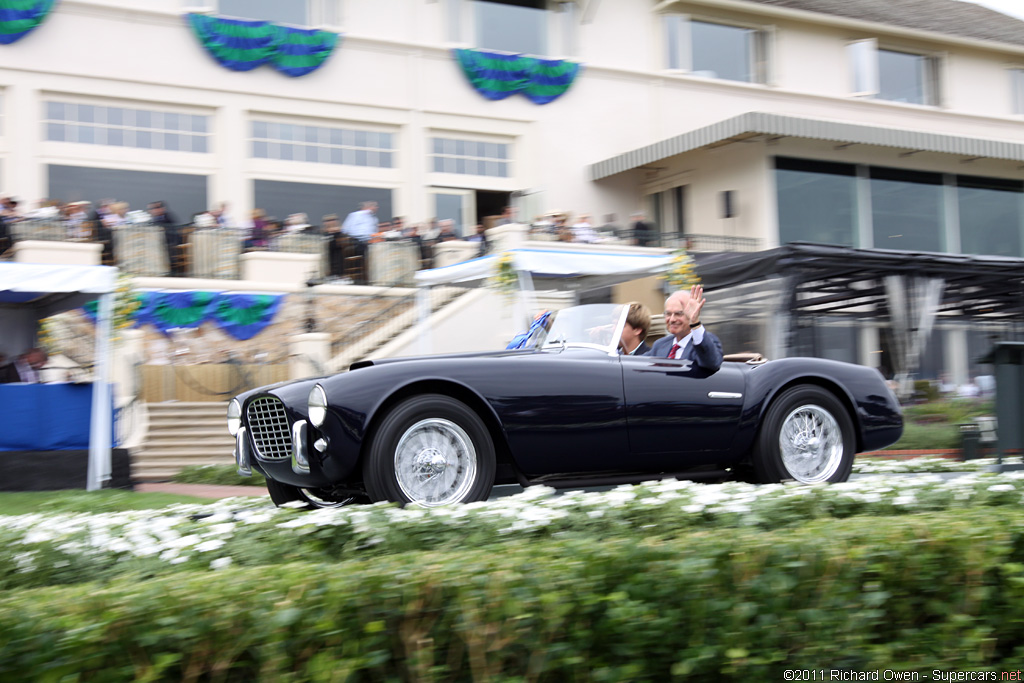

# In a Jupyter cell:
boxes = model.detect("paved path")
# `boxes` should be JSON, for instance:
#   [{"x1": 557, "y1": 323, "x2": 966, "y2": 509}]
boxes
[{"x1": 136, "y1": 482, "x2": 269, "y2": 500}]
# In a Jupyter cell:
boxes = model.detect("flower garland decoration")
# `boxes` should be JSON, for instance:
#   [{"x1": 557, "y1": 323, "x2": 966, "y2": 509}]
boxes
[
  {"x1": 453, "y1": 48, "x2": 582, "y2": 104},
  {"x1": 490, "y1": 252, "x2": 519, "y2": 298},
  {"x1": 186, "y1": 13, "x2": 340, "y2": 77},
  {"x1": 661, "y1": 248, "x2": 700, "y2": 289},
  {"x1": 79, "y1": 274, "x2": 143, "y2": 339},
  {"x1": 0, "y1": 0, "x2": 57, "y2": 45}
]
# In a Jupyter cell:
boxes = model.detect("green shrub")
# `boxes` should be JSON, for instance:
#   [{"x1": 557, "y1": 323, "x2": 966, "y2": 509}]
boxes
[
  {"x1": 173, "y1": 464, "x2": 265, "y2": 487},
  {"x1": 3, "y1": 510, "x2": 1024, "y2": 680},
  {"x1": 884, "y1": 421, "x2": 961, "y2": 450}
]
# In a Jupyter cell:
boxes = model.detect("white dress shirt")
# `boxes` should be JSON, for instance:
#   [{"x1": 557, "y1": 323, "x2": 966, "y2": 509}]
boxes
[
  {"x1": 669, "y1": 325, "x2": 705, "y2": 359},
  {"x1": 342, "y1": 209, "x2": 378, "y2": 241}
]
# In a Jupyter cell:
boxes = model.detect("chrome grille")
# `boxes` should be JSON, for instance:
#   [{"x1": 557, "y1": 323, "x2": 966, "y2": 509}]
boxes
[{"x1": 246, "y1": 396, "x2": 292, "y2": 461}]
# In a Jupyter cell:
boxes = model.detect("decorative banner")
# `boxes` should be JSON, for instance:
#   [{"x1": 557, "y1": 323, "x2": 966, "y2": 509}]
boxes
[
  {"x1": 0, "y1": 0, "x2": 58, "y2": 45},
  {"x1": 453, "y1": 48, "x2": 582, "y2": 105},
  {"x1": 186, "y1": 13, "x2": 338, "y2": 77},
  {"x1": 86, "y1": 290, "x2": 287, "y2": 341}
]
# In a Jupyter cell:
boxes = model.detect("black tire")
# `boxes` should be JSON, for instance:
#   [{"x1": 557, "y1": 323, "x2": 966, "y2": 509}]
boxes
[
  {"x1": 266, "y1": 478, "x2": 302, "y2": 506},
  {"x1": 753, "y1": 385, "x2": 855, "y2": 484},
  {"x1": 363, "y1": 394, "x2": 496, "y2": 506}
]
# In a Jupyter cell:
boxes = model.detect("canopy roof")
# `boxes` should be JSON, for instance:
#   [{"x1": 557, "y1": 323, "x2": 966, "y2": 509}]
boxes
[
  {"x1": 415, "y1": 247, "x2": 675, "y2": 291},
  {"x1": 0, "y1": 263, "x2": 117, "y2": 315}
]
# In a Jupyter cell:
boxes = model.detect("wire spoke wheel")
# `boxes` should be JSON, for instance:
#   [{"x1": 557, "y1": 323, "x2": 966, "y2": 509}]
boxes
[
  {"x1": 393, "y1": 418, "x2": 477, "y2": 506},
  {"x1": 778, "y1": 404, "x2": 844, "y2": 483}
]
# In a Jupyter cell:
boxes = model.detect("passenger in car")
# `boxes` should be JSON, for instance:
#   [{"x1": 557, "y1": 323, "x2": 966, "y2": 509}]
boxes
[
  {"x1": 619, "y1": 302, "x2": 651, "y2": 356},
  {"x1": 647, "y1": 286, "x2": 723, "y2": 370}
]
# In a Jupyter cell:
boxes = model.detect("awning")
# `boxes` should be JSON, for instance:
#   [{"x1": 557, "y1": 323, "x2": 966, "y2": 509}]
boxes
[
  {"x1": 589, "y1": 111, "x2": 1024, "y2": 180},
  {"x1": 414, "y1": 247, "x2": 676, "y2": 291}
]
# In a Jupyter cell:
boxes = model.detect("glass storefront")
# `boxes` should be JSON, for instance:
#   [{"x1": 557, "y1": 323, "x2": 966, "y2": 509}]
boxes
[{"x1": 776, "y1": 158, "x2": 858, "y2": 247}]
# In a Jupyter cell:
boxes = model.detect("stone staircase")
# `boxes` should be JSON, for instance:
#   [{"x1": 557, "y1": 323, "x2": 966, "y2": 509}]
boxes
[{"x1": 133, "y1": 402, "x2": 234, "y2": 482}]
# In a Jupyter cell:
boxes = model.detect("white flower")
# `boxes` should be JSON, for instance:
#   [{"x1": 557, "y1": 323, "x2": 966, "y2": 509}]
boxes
[{"x1": 210, "y1": 557, "x2": 233, "y2": 570}]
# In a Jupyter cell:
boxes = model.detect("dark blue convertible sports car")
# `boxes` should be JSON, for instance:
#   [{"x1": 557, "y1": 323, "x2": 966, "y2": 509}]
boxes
[{"x1": 227, "y1": 304, "x2": 903, "y2": 507}]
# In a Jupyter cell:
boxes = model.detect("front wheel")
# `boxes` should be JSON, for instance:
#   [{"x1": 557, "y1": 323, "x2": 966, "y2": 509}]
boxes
[
  {"x1": 265, "y1": 479, "x2": 363, "y2": 508},
  {"x1": 753, "y1": 385, "x2": 855, "y2": 484},
  {"x1": 363, "y1": 394, "x2": 496, "y2": 507}
]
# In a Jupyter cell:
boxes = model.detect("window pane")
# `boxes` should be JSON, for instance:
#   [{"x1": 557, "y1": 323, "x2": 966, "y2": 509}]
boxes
[
  {"x1": 303, "y1": 125, "x2": 318, "y2": 143},
  {"x1": 219, "y1": 0, "x2": 307, "y2": 25},
  {"x1": 46, "y1": 101, "x2": 65, "y2": 121},
  {"x1": 455, "y1": 158, "x2": 466, "y2": 174},
  {"x1": 164, "y1": 133, "x2": 180, "y2": 151},
  {"x1": 380, "y1": 152, "x2": 393, "y2": 168},
  {"x1": 252, "y1": 120, "x2": 268, "y2": 139},
  {"x1": 192, "y1": 135, "x2": 208, "y2": 153},
  {"x1": 342, "y1": 148, "x2": 356, "y2": 165},
  {"x1": 355, "y1": 149, "x2": 368, "y2": 166},
  {"x1": 495, "y1": 143, "x2": 508, "y2": 160},
  {"x1": 691, "y1": 20, "x2": 752, "y2": 82},
  {"x1": 366, "y1": 150, "x2": 379, "y2": 166},
  {"x1": 455, "y1": 139, "x2": 466, "y2": 156},
  {"x1": 870, "y1": 168, "x2": 944, "y2": 252},
  {"x1": 444, "y1": 156, "x2": 456, "y2": 173},
  {"x1": 878, "y1": 49, "x2": 926, "y2": 104},
  {"x1": 253, "y1": 140, "x2": 269, "y2": 158},
  {"x1": 279, "y1": 123, "x2": 295, "y2": 141},
  {"x1": 329, "y1": 128, "x2": 343, "y2": 145},
  {"x1": 354, "y1": 130, "x2": 368, "y2": 148},
  {"x1": 497, "y1": 161, "x2": 509, "y2": 177},
  {"x1": 464, "y1": 159, "x2": 479, "y2": 175},
  {"x1": 365, "y1": 132, "x2": 379, "y2": 149},
  {"x1": 136, "y1": 110, "x2": 152, "y2": 128},
  {"x1": 775, "y1": 159, "x2": 858, "y2": 247},
  {"x1": 379, "y1": 132, "x2": 393, "y2": 149},
  {"x1": 958, "y1": 177, "x2": 1024, "y2": 257},
  {"x1": 77, "y1": 125, "x2": 95, "y2": 143},
  {"x1": 342, "y1": 129, "x2": 355, "y2": 146},
  {"x1": 330, "y1": 147, "x2": 343, "y2": 164},
  {"x1": 476, "y1": 0, "x2": 547, "y2": 57},
  {"x1": 433, "y1": 156, "x2": 444, "y2": 172},
  {"x1": 485, "y1": 160, "x2": 499, "y2": 176},
  {"x1": 304, "y1": 145, "x2": 319, "y2": 162},
  {"x1": 107, "y1": 128, "x2": 124, "y2": 147},
  {"x1": 443, "y1": 138, "x2": 457, "y2": 155},
  {"x1": 78, "y1": 105, "x2": 95, "y2": 123},
  {"x1": 433, "y1": 137, "x2": 444, "y2": 154},
  {"x1": 665, "y1": 15, "x2": 683, "y2": 70},
  {"x1": 106, "y1": 107, "x2": 124, "y2": 126},
  {"x1": 46, "y1": 122, "x2": 65, "y2": 141},
  {"x1": 164, "y1": 113, "x2": 180, "y2": 131},
  {"x1": 192, "y1": 115, "x2": 207, "y2": 133},
  {"x1": 135, "y1": 130, "x2": 152, "y2": 148}
]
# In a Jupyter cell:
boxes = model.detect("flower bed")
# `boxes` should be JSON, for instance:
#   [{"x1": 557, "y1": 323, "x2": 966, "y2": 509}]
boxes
[{"x1": 3, "y1": 473, "x2": 1024, "y2": 590}]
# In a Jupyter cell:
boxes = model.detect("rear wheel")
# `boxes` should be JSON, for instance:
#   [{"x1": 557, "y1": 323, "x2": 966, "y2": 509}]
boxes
[
  {"x1": 753, "y1": 385, "x2": 855, "y2": 484},
  {"x1": 363, "y1": 394, "x2": 496, "y2": 506}
]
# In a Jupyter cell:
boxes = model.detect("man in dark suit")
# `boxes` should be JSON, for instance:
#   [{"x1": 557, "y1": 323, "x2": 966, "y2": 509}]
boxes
[{"x1": 648, "y1": 285, "x2": 723, "y2": 371}]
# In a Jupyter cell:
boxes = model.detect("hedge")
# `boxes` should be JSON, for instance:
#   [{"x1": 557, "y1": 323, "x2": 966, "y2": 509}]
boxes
[{"x1": 3, "y1": 509, "x2": 1024, "y2": 681}]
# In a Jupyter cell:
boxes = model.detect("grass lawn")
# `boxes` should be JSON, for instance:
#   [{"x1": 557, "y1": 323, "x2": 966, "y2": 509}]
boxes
[{"x1": 0, "y1": 489, "x2": 219, "y2": 515}]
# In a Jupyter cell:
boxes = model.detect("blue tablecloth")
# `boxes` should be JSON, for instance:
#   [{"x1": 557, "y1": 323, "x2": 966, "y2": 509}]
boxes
[{"x1": 0, "y1": 383, "x2": 112, "y2": 451}]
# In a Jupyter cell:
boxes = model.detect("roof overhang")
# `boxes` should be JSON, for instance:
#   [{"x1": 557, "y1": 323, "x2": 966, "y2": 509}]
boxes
[{"x1": 589, "y1": 111, "x2": 1024, "y2": 180}]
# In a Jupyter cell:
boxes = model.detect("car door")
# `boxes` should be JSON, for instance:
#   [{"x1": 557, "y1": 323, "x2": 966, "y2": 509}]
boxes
[{"x1": 621, "y1": 354, "x2": 747, "y2": 470}]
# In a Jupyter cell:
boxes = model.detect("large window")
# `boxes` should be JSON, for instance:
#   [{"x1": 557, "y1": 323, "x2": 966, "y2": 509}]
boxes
[
  {"x1": 182, "y1": 0, "x2": 340, "y2": 26},
  {"x1": 251, "y1": 120, "x2": 394, "y2": 168},
  {"x1": 848, "y1": 39, "x2": 939, "y2": 105},
  {"x1": 48, "y1": 164, "x2": 208, "y2": 221},
  {"x1": 430, "y1": 137, "x2": 510, "y2": 177},
  {"x1": 870, "y1": 167, "x2": 944, "y2": 252},
  {"x1": 775, "y1": 158, "x2": 858, "y2": 247},
  {"x1": 475, "y1": 0, "x2": 548, "y2": 56},
  {"x1": 45, "y1": 101, "x2": 210, "y2": 153},
  {"x1": 957, "y1": 176, "x2": 1024, "y2": 257},
  {"x1": 664, "y1": 16, "x2": 766, "y2": 83}
]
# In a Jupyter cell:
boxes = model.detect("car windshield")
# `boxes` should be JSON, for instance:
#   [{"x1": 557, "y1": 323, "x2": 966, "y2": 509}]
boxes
[{"x1": 538, "y1": 303, "x2": 628, "y2": 353}]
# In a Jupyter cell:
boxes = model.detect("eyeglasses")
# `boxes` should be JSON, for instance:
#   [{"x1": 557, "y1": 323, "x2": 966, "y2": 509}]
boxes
[{"x1": 664, "y1": 310, "x2": 687, "y2": 319}]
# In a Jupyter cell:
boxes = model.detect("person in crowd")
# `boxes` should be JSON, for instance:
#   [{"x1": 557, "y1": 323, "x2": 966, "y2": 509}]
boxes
[
  {"x1": 149, "y1": 201, "x2": 181, "y2": 275},
  {"x1": 0, "y1": 196, "x2": 21, "y2": 223},
  {"x1": 648, "y1": 285, "x2": 722, "y2": 370},
  {"x1": 65, "y1": 201, "x2": 92, "y2": 240},
  {"x1": 1, "y1": 348, "x2": 48, "y2": 383},
  {"x1": 465, "y1": 223, "x2": 489, "y2": 257},
  {"x1": 321, "y1": 214, "x2": 345, "y2": 278},
  {"x1": 437, "y1": 219, "x2": 459, "y2": 242},
  {"x1": 103, "y1": 202, "x2": 130, "y2": 228},
  {"x1": 629, "y1": 211, "x2": 658, "y2": 247},
  {"x1": 246, "y1": 208, "x2": 269, "y2": 250},
  {"x1": 495, "y1": 205, "x2": 516, "y2": 226},
  {"x1": 285, "y1": 212, "x2": 312, "y2": 234},
  {"x1": 342, "y1": 201, "x2": 378, "y2": 242},
  {"x1": 214, "y1": 201, "x2": 234, "y2": 228},
  {"x1": 572, "y1": 213, "x2": 598, "y2": 243},
  {"x1": 619, "y1": 302, "x2": 652, "y2": 356}
]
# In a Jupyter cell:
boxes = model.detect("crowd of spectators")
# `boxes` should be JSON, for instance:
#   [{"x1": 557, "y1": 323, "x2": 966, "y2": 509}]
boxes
[{"x1": 1, "y1": 194, "x2": 663, "y2": 282}]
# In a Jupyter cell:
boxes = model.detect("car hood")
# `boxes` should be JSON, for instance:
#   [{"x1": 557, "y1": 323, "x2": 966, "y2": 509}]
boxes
[{"x1": 350, "y1": 349, "x2": 530, "y2": 370}]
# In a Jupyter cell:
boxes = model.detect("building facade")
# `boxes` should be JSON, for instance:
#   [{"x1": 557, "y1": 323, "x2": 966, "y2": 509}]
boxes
[{"x1": 3, "y1": 0, "x2": 1024, "y2": 383}]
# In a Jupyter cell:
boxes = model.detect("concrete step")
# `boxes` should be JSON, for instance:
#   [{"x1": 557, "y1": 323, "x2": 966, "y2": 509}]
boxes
[{"x1": 142, "y1": 429, "x2": 232, "y2": 441}]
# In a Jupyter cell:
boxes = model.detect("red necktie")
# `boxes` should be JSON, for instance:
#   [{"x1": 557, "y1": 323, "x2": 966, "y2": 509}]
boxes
[{"x1": 668, "y1": 343, "x2": 680, "y2": 359}]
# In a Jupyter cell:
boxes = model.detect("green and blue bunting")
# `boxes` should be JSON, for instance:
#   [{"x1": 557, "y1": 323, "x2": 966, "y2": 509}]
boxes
[
  {"x1": 454, "y1": 48, "x2": 581, "y2": 105},
  {"x1": 85, "y1": 291, "x2": 286, "y2": 341},
  {"x1": 186, "y1": 13, "x2": 339, "y2": 77},
  {"x1": 0, "y1": 0, "x2": 57, "y2": 45}
]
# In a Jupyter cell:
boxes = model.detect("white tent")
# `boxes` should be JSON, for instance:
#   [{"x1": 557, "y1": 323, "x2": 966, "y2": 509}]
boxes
[
  {"x1": 0, "y1": 262, "x2": 117, "y2": 491},
  {"x1": 414, "y1": 247, "x2": 676, "y2": 291}
]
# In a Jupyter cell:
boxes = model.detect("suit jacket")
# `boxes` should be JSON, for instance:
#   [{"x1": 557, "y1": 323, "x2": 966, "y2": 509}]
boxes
[
  {"x1": 621, "y1": 340, "x2": 652, "y2": 356},
  {"x1": 0, "y1": 363, "x2": 20, "y2": 383},
  {"x1": 648, "y1": 330, "x2": 723, "y2": 371}
]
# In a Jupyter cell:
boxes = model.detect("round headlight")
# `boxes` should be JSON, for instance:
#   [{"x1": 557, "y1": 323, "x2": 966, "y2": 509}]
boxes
[
  {"x1": 227, "y1": 398, "x2": 241, "y2": 436},
  {"x1": 308, "y1": 384, "x2": 328, "y2": 428}
]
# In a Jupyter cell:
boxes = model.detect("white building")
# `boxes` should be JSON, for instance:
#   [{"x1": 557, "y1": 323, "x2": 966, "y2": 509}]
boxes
[{"x1": 3, "y1": 0, "x2": 1024, "y2": 383}]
